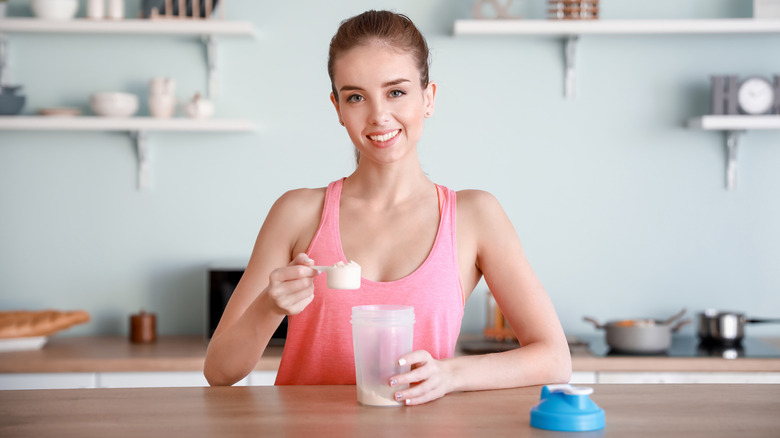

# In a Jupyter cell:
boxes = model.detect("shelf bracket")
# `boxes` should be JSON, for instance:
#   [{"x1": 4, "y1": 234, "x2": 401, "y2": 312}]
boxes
[
  {"x1": 201, "y1": 35, "x2": 219, "y2": 99},
  {"x1": 563, "y1": 35, "x2": 579, "y2": 100},
  {"x1": 0, "y1": 33, "x2": 10, "y2": 86},
  {"x1": 130, "y1": 131, "x2": 151, "y2": 191},
  {"x1": 724, "y1": 130, "x2": 743, "y2": 191}
]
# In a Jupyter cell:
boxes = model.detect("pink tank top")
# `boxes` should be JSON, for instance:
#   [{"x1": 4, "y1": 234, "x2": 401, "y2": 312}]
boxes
[{"x1": 275, "y1": 178, "x2": 464, "y2": 385}]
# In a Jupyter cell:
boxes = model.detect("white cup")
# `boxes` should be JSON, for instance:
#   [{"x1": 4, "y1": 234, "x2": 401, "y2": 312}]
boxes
[
  {"x1": 148, "y1": 94, "x2": 176, "y2": 119},
  {"x1": 351, "y1": 305, "x2": 415, "y2": 407},
  {"x1": 86, "y1": 0, "x2": 104, "y2": 19},
  {"x1": 149, "y1": 77, "x2": 176, "y2": 97}
]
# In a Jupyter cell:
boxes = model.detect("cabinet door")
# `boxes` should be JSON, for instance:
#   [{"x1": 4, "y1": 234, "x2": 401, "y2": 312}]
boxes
[
  {"x1": 98, "y1": 372, "x2": 250, "y2": 388},
  {"x1": 598, "y1": 372, "x2": 780, "y2": 384},
  {"x1": 248, "y1": 371, "x2": 278, "y2": 386},
  {"x1": 0, "y1": 372, "x2": 97, "y2": 390},
  {"x1": 569, "y1": 371, "x2": 597, "y2": 384}
]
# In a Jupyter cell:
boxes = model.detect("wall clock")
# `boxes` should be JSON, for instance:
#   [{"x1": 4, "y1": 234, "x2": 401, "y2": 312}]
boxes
[{"x1": 737, "y1": 76, "x2": 775, "y2": 115}]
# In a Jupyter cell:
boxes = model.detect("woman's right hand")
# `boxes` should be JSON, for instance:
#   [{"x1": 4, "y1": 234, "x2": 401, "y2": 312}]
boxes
[{"x1": 264, "y1": 253, "x2": 319, "y2": 316}]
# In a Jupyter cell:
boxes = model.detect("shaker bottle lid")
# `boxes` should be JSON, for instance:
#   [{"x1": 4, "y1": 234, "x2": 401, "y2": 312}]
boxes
[{"x1": 530, "y1": 384, "x2": 605, "y2": 432}]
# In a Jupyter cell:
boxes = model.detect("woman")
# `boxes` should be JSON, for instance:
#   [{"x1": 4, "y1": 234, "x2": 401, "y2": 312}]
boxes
[{"x1": 204, "y1": 10, "x2": 571, "y2": 405}]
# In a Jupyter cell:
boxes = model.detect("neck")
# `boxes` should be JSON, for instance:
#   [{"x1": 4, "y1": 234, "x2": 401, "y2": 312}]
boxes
[{"x1": 343, "y1": 159, "x2": 432, "y2": 207}]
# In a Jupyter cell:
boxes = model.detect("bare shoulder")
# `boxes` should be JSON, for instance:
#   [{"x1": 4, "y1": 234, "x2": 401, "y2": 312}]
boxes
[
  {"x1": 267, "y1": 187, "x2": 326, "y2": 221},
  {"x1": 455, "y1": 189, "x2": 506, "y2": 221}
]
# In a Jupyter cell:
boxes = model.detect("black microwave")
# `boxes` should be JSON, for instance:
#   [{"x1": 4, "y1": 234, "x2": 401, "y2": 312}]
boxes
[{"x1": 207, "y1": 264, "x2": 287, "y2": 344}]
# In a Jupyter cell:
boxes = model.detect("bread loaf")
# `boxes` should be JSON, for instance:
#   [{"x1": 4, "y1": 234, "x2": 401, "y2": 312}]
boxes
[{"x1": 0, "y1": 310, "x2": 90, "y2": 338}]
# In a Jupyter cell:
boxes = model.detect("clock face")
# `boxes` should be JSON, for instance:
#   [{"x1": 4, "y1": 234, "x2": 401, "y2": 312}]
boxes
[{"x1": 737, "y1": 77, "x2": 775, "y2": 115}]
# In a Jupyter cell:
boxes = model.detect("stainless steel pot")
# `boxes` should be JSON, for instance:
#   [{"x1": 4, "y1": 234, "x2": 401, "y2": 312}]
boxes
[
  {"x1": 584, "y1": 309, "x2": 691, "y2": 354},
  {"x1": 697, "y1": 309, "x2": 780, "y2": 345}
]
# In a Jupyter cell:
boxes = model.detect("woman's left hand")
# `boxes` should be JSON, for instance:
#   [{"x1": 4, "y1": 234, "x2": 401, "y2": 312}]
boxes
[{"x1": 388, "y1": 350, "x2": 454, "y2": 406}]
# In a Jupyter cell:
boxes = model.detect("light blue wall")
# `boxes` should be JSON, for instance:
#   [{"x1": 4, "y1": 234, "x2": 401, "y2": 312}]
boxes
[{"x1": 1, "y1": 1, "x2": 779, "y2": 339}]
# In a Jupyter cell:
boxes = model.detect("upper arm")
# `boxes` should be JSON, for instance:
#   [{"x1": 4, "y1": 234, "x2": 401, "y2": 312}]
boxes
[
  {"x1": 458, "y1": 190, "x2": 562, "y2": 346},
  {"x1": 213, "y1": 188, "x2": 324, "y2": 336}
]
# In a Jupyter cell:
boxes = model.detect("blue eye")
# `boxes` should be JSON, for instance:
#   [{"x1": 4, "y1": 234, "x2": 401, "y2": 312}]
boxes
[
  {"x1": 346, "y1": 94, "x2": 363, "y2": 103},
  {"x1": 389, "y1": 90, "x2": 406, "y2": 98}
]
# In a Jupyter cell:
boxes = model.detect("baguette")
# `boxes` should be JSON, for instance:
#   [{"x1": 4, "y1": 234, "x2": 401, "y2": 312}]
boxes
[{"x1": 0, "y1": 310, "x2": 90, "y2": 338}]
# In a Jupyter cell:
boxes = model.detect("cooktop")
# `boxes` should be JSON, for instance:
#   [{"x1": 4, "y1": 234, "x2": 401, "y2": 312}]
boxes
[{"x1": 581, "y1": 335, "x2": 780, "y2": 359}]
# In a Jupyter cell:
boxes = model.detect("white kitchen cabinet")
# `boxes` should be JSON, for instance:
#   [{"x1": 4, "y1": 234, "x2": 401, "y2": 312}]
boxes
[
  {"x1": 248, "y1": 371, "x2": 278, "y2": 386},
  {"x1": 569, "y1": 371, "x2": 598, "y2": 384},
  {"x1": 0, "y1": 372, "x2": 97, "y2": 390},
  {"x1": 97, "y1": 371, "x2": 249, "y2": 388},
  {"x1": 597, "y1": 371, "x2": 780, "y2": 384}
]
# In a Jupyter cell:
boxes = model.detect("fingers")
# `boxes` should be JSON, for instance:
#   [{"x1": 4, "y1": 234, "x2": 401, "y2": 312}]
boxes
[
  {"x1": 266, "y1": 253, "x2": 318, "y2": 315},
  {"x1": 388, "y1": 350, "x2": 450, "y2": 406},
  {"x1": 290, "y1": 252, "x2": 315, "y2": 267}
]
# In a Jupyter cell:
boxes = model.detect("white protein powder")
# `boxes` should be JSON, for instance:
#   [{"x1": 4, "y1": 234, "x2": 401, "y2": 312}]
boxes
[
  {"x1": 357, "y1": 385, "x2": 401, "y2": 407},
  {"x1": 327, "y1": 260, "x2": 361, "y2": 290}
]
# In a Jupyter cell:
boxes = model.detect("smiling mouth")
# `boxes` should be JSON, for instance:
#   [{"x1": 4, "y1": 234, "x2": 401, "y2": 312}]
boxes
[{"x1": 368, "y1": 130, "x2": 400, "y2": 142}]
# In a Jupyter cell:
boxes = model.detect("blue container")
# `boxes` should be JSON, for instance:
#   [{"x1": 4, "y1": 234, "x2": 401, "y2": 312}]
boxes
[
  {"x1": 530, "y1": 384, "x2": 605, "y2": 432},
  {"x1": 0, "y1": 86, "x2": 25, "y2": 116}
]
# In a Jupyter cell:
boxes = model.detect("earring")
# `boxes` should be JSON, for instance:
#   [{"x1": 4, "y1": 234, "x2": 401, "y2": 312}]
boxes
[
  {"x1": 340, "y1": 121, "x2": 344, "y2": 126},
  {"x1": 425, "y1": 112, "x2": 431, "y2": 117}
]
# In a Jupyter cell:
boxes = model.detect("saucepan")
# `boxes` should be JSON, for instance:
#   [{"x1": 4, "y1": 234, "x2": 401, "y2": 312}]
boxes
[
  {"x1": 698, "y1": 309, "x2": 780, "y2": 345},
  {"x1": 583, "y1": 308, "x2": 691, "y2": 354}
]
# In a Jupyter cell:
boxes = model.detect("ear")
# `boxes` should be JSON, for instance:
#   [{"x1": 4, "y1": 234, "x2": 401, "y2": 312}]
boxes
[
  {"x1": 330, "y1": 92, "x2": 344, "y2": 126},
  {"x1": 424, "y1": 81, "x2": 437, "y2": 118}
]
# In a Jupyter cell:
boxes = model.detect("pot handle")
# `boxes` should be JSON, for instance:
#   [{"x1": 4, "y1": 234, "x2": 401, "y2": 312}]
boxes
[
  {"x1": 662, "y1": 308, "x2": 687, "y2": 325},
  {"x1": 746, "y1": 318, "x2": 780, "y2": 324},
  {"x1": 583, "y1": 316, "x2": 604, "y2": 330},
  {"x1": 671, "y1": 319, "x2": 692, "y2": 332}
]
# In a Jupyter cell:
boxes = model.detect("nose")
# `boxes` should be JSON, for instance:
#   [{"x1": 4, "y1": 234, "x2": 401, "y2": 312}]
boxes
[{"x1": 368, "y1": 100, "x2": 390, "y2": 125}]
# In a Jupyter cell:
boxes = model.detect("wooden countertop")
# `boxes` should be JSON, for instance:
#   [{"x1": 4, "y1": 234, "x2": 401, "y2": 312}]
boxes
[
  {"x1": 1, "y1": 335, "x2": 779, "y2": 374},
  {"x1": 0, "y1": 336, "x2": 282, "y2": 373},
  {"x1": 1, "y1": 384, "x2": 779, "y2": 437}
]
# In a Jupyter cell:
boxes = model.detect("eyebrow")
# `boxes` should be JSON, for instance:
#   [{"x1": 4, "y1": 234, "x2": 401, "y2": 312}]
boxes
[{"x1": 339, "y1": 78, "x2": 411, "y2": 93}]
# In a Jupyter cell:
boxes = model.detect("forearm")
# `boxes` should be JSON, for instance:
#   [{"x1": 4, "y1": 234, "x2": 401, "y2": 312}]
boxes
[
  {"x1": 204, "y1": 293, "x2": 283, "y2": 386},
  {"x1": 447, "y1": 340, "x2": 572, "y2": 393}
]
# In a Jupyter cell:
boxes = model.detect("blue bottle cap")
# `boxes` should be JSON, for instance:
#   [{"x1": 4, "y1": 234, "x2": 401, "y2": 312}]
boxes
[{"x1": 530, "y1": 384, "x2": 605, "y2": 432}]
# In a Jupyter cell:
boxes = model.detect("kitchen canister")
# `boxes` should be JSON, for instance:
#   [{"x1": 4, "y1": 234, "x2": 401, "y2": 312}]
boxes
[
  {"x1": 351, "y1": 305, "x2": 415, "y2": 406},
  {"x1": 129, "y1": 310, "x2": 157, "y2": 343}
]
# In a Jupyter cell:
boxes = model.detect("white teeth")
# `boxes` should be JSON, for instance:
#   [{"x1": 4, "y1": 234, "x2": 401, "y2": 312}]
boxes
[{"x1": 369, "y1": 130, "x2": 399, "y2": 142}]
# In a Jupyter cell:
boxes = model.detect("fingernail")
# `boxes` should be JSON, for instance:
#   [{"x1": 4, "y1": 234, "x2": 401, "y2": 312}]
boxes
[
  {"x1": 395, "y1": 393, "x2": 403, "y2": 401},
  {"x1": 398, "y1": 358, "x2": 406, "y2": 366},
  {"x1": 389, "y1": 379, "x2": 397, "y2": 386},
  {"x1": 405, "y1": 399, "x2": 412, "y2": 405},
  {"x1": 304, "y1": 257, "x2": 314, "y2": 263}
]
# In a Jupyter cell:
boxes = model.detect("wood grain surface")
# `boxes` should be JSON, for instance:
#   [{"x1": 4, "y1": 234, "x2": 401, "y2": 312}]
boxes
[{"x1": 1, "y1": 384, "x2": 779, "y2": 437}]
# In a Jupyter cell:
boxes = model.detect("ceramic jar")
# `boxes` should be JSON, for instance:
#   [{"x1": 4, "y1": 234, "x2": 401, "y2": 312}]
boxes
[{"x1": 148, "y1": 77, "x2": 176, "y2": 119}]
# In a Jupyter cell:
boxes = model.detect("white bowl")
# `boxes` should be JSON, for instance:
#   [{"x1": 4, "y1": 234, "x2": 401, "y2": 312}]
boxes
[
  {"x1": 90, "y1": 92, "x2": 139, "y2": 117},
  {"x1": 31, "y1": 0, "x2": 79, "y2": 21}
]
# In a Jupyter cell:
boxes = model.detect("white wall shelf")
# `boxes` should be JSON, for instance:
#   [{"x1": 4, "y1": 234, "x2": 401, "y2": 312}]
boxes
[
  {"x1": 453, "y1": 18, "x2": 780, "y2": 36},
  {"x1": 0, "y1": 18, "x2": 257, "y2": 36},
  {"x1": 687, "y1": 115, "x2": 780, "y2": 190},
  {"x1": 0, "y1": 18, "x2": 258, "y2": 98},
  {"x1": 0, "y1": 116, "x2": 258, "y2": 191},
  {"x1": 453, "y1": 19, "x2": 780, "y2": 98},
  {"x1": 0, "y1": 18, "x2": 259, "y2": 191},
  {"x1": 0, "y1": 116, "x2": 257, "y2": 132}
]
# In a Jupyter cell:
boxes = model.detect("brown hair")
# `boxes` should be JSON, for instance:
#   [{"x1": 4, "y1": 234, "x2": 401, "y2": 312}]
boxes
[{"x1": 327, "y1": 10, "x2": 430, "y2": 101}]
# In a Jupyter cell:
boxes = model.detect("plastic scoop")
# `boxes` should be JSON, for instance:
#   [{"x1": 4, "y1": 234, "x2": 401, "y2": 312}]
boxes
[{"x1": 311, "y1": 261, "x2": 361, "y2": 290}]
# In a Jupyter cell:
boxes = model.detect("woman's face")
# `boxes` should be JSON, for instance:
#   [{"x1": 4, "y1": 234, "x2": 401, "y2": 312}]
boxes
[{"x1": 330, "y1": 41, "x2": 436, "y2": 166}]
